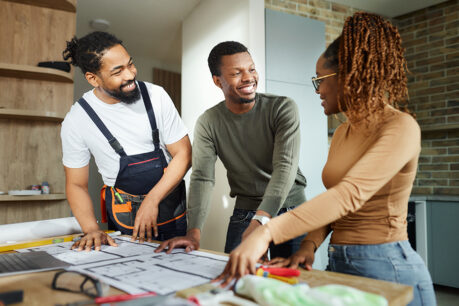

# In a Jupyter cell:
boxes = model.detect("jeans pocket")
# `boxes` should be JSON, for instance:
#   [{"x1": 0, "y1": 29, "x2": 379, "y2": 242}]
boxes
[{"x1": 333, "y1": 256, "x2": 396, "y2": 282}]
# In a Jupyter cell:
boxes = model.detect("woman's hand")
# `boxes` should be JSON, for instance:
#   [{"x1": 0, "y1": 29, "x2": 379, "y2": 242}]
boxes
[
  {"x1": 214, "y1": 225, "x2": 272, "y2": 286},
  {"x1": 268, "y1": 240, "x2": 316, "y2": 270}
]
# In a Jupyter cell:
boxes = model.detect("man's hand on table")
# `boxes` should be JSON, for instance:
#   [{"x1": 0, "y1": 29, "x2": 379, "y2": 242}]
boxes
[
  {"x1": 267, "y1": 240, "x2": 316, "y2": 270},
  {"x1": 155, "y1": 229, "x2": 200, "y2": 254},
  {"x1": 71, "y1": 230, "x2": 118, "y2": 251}
]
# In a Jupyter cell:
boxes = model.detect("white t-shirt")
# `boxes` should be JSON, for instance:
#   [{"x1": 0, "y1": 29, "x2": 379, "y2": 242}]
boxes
[{"x1": 61, "y1": 82, "x2": 188, "y2": 186}]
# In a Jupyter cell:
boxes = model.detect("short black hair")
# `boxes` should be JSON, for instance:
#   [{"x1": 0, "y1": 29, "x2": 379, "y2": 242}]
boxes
[
  {"x1": 323, "y1": 36, "x2": 340, "y2": 70},
  {"x1": 207, "y1": 41, "x2": 249, "y2": 76},
  {"x1": 62, "y1": 31, "x2": 123, "y2": 74}
]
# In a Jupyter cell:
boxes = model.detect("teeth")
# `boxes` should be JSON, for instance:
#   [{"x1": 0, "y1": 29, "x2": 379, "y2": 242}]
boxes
[{"x1": 240, "y1": 85, "x2": 254, "y2": 93}]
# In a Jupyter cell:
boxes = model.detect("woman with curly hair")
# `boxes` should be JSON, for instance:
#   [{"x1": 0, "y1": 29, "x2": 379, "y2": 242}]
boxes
[{"x1": 216, "y1": 12, "x2": 435, "y2": 305}]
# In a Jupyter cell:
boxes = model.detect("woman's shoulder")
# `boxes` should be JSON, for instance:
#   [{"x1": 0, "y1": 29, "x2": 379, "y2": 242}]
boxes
[{"x1": 384, "y1": 107, "x2": 420, "y2": 131}]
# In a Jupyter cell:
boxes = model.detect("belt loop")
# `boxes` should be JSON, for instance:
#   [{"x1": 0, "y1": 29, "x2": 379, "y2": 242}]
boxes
[
  {"x1": 398, "y1": 241, "x2": 409, "y2": 259},
  {"x1": 343, "y1": 245, "x2": 350, "y2": 264}
]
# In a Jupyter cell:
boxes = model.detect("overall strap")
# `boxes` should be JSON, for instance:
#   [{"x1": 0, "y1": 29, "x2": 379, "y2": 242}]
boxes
[
  {"x1": 77, "y1": 98, "x2": 127, "y2": 156},
  {"x1": 138, "y1": 81, "x2": 160, "y2": 151}
]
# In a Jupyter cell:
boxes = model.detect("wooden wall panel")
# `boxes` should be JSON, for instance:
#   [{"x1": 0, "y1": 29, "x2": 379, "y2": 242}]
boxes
[
  {"x1": 0, "y1": 1, "x2": 76, "y2": 65},
  {"x1": 0, "y1": 77, "x2": 73, "y2": 114},
  {"x1": 0, "y1": 201, "x2": 71, "y2": 224},
  {"x1": 153, "y1": 68, "x2": 182, "y2": 115},
  {"x1": 0, "y1": 0, "x2": 75, "y2": 224}
]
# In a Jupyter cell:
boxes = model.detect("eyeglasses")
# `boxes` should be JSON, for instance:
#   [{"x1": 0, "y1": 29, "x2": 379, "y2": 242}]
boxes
[
  {"x1": 311, "y1": 73, "x2": 337, "y2": 91},
  {"x1": 52, "y1": 270, "x2": 106, "y2": 298}
]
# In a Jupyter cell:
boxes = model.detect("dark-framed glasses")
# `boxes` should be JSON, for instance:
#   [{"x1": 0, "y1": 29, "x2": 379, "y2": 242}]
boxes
[
  {"x1": 311, "y1": 73, "x2": 337, "y2": 91},
  {"x1": 52, "y1": 270, "x2": 105, "y2": 298}
]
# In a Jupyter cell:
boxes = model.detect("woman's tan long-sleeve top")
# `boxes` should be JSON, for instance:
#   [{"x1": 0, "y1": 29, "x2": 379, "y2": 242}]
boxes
[{"x1": 266, "y1": 107, "x2": 421, "y2": 247}]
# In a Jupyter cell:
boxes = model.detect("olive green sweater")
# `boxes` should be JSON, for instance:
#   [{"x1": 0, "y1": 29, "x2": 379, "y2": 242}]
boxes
[{"x1": 188, "y1": 93, "x2": 307, "y2": 231}]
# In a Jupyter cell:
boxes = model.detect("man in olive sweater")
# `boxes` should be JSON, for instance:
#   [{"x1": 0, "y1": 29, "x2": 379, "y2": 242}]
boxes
[{"x1": 156, "y1": 41, "x2": 307, "y2": 258}]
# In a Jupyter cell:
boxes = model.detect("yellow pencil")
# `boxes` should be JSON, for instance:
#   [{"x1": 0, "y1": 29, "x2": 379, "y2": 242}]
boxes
[{"x1": 0, "y1": 234, "x2": 80, "y2": 252}]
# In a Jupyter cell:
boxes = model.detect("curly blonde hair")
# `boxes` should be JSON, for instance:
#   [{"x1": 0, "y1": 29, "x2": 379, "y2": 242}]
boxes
[{"x1": 331, "y1": 12, "x2": 412, "y2": 124}]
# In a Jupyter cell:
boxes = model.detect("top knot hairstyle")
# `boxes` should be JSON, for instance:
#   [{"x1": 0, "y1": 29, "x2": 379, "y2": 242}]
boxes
[
  {"x1": 326, "y1": 12, "x2": 411, "y2": 124},
  {"x1": 208, "y1": 41, "x2": 249, "y2": 76},
  {"x1": 62, "y1": 31, "x2": 123, "y2": 74}
]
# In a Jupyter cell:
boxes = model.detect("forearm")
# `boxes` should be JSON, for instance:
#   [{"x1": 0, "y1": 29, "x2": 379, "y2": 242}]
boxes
[
  {"x1": 187, "y1": 178, "x2": 214, "y2": 230},
  {"x1": 302, "y1": 225, "x2": 331, "y2": 251},
  {"x1": 145, "y1": 150, "x2": 191, "y2": 205},
  {"x1": 186, "y1": 228, "x2": 201, "y2": 240},
  {"x1": 66, "y1": 183, "x2": 99, "y2": 233}
]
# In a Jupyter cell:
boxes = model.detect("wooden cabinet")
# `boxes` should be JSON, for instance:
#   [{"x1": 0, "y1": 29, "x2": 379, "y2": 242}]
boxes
[{"x1": 0, "y1": 0, "x2": 76, "y2": 223}]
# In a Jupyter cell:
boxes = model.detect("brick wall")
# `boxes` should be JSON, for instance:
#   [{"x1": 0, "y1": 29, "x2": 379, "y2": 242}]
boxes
[
  {"x1": 265, "y1": 0, "x2": 357, "y2": 44},
  {"x1": 266, "y1": 0, "x2": 459, "y2": 196},
  {"x1": 395, "y1": 0, "x2": 459, "y2": 195}
]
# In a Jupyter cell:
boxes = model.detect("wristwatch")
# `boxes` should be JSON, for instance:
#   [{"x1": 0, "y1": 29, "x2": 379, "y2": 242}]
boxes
[{"x1": 252, "y1": 215, "x2": 271, "y2": 225}]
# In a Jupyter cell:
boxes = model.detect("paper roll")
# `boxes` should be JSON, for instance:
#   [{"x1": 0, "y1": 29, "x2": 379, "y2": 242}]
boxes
[{"x1": 0, "y1": 217, "x2": 82, "y2": 244}]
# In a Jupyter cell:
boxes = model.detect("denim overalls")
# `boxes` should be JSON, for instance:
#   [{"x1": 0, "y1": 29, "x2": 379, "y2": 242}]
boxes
[{"x1": 77, "y1": 81, "x2": 186, "y2": 240}]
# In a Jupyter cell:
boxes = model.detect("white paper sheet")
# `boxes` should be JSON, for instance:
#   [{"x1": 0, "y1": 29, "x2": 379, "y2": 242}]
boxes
[
  {"x1": 17, "y1": 236, "x2": 228, "y2": 295},
  {"x1": 0, "y1": 217, "x2": 82, "y2": 244}
]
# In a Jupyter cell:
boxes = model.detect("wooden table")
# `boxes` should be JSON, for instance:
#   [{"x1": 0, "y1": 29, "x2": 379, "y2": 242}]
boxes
[{"x1": 0, "y1": 245, "x2": 412, "y2": 306}]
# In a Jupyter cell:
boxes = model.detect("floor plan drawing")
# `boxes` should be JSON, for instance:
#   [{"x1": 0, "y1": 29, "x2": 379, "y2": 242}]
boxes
[{"x1": 17, "y1": 236, "x2": 228, "y2": 294}]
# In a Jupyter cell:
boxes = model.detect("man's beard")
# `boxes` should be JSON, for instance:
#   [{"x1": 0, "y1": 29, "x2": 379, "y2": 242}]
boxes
[{"x1": 105, "y1": 80, "x2": 141, "y2": 104}]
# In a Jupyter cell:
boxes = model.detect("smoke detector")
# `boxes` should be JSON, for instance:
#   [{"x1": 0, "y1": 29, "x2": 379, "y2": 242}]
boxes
[{"x1": 89, "y1": 19, "x2": 110, "y2": 31}]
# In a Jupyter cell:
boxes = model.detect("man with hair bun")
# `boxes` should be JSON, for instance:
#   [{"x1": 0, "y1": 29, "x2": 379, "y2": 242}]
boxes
[
  {"x1": 156, "y1": 41, "x2": 308, "y2": 259},
  {"x1": 61, "y1": 31, "x2": 191, "y2": 250}
]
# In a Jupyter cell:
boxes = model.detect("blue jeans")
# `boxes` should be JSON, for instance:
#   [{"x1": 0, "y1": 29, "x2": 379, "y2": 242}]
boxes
[
  {"x1": 327, "y1": 241, "x2": 436, "y2": 306},
  {"x1": 224, "y1": 207, "x2": 306, "y2": 258}
]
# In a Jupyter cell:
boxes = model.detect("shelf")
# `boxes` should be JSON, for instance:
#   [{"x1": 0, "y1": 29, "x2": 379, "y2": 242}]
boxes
[
  {"x1": 0, "y1": 194, "x2": 66, "y2": 202},
  {"x1": 0, "y1": 63, "x2": 73, "y2": 83},
  {"x1": 3, "y1": 0, "x2": 76, "y2": 12},
  {"x1": 0, "y1": 108, "x2": 65, "y2": 122},
  {"x1": 421, "y1": 124, "x2": 459, "y2": 132}
]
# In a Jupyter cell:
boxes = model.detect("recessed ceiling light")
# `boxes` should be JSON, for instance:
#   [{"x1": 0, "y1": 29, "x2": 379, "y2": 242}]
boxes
[{"x1": 89, "y1": 19, "x2": 110, "y2": 31}]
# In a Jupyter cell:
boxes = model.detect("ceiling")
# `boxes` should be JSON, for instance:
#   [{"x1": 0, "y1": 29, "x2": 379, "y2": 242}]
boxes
[
  {"x1": 328, "y1": 0, "x2": 448, "y2": 17},
  {"x1": 76, "y1": 0, "x2": 200, "y2": 67},
  {"x1": 76, "y1": 0, "x2": 448, "y2": 70}
]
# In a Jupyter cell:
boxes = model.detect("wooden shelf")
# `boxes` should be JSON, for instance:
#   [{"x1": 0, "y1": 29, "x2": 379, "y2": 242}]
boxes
[
  {"x1": 0, "y1": 194, "x2": 66, "y2": 202},
  {"x1": 3, "y1": 0, "x2": 76, "y2": 12},
  {"x1": 0, "y1": 108, "x2": 64, "y2": 122},
  {"x1": 421, "y1": 124, "x2": 459, "y2": 132},
  {"x1": 0, "y1": 63, "x2": 73, "y2": 83}
]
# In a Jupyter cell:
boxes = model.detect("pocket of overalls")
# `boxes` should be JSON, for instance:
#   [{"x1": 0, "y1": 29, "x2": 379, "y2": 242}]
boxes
[
  {"x1": 110, "y1": 187, "x2": 145, "y2": 230},
  {"x1": 157, "y1": 180, "x2": 187, "y2": 226},
  {"x1": 127, "y1": 156, "x2": 162, "y2": 176}
]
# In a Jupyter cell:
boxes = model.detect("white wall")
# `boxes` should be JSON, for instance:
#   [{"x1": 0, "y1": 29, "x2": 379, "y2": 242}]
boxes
[{"x1": 182, "y1": 0, "x2": 265, "y2": 252}]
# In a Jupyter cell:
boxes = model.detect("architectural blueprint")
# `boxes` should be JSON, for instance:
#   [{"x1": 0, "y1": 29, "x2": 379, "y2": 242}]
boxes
[{"x1": 18, "y1": 236, "x2": 228, "y2": 295}]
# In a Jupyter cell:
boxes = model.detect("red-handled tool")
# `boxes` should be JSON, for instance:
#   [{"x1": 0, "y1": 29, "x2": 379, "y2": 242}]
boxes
[
  {"x1": 260, "y1": 266, "x2": 300, "y2": 277},
  {"x1": 94, "y1": 292, "x2": 156, "y2": 304}
]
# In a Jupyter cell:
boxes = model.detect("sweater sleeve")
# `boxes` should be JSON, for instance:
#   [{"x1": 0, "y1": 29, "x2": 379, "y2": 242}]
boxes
[
  {"x1": 266, "y1": 114, "x2": 421, "y2": 244},
  {"x1": 258, "y1": 98, "x2": 301, "y2": 217},
  {"x1": 187, "y1": 114, "x2": 218, "y2": 231}
]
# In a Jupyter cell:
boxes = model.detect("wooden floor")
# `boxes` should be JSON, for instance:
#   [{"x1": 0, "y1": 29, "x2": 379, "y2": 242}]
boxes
[{"x1": 435, "y1": 285, "x2": 459, "y2": 306}]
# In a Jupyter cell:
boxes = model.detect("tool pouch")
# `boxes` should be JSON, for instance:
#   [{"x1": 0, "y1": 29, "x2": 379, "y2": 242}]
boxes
[{"x1": 101, "y1": 180, "x2": 186, "y2": 234}]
